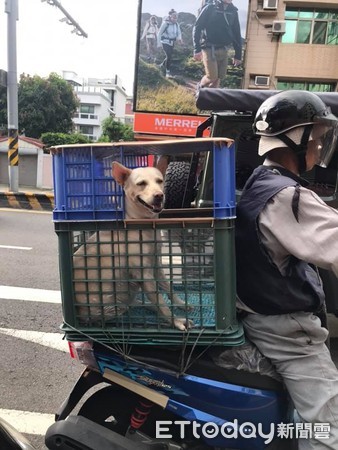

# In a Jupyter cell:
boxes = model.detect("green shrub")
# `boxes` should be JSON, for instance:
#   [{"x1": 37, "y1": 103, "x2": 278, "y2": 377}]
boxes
[{"x1": 41, "y1": 132, "x2": 90, "y2": 147}]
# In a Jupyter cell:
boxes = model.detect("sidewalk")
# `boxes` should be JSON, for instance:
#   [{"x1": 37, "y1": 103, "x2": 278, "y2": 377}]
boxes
[{"x1": 0, "y1": 184, "x2": 54, "y2": 211}]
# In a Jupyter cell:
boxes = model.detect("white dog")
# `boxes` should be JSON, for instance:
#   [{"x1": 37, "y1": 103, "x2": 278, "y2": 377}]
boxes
[{"x1": 73, "y1": 161, "x2": 192, "y2": 331}]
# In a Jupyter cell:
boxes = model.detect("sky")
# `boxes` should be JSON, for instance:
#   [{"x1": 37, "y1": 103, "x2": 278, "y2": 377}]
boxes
[
  {"x1": 0, "y1": 0, "x2": 249, "y2": 96},
  {"x1": 0, "y1": 0, "x2": 139, "y2": 95}
]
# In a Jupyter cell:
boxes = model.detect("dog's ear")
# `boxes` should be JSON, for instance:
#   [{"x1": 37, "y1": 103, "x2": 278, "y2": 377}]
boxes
[
  {"x1": 112, "y1": 161, "x2": 132, "y2": 186},
  {"x1": 155, "y1": 155, "x2": 169, "y2": 177}
]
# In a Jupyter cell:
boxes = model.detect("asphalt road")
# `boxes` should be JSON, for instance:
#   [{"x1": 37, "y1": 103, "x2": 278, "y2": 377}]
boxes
[{"x1": 0, "y1": 209, "x2": 83, "y2": 449}]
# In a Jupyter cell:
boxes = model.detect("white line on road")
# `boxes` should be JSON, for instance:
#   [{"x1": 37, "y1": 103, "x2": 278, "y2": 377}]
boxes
[
  {"x1": 0, "y1": 328, "x2": 68, "y2": 352},
  {"x1": 0, "y1": 286, "x2": 70, "y2": 437},
  {"x1": 0, "y1": 244, "x2": 32, "y2": 250},
  {"x1": 0, "y1": 408, "x2": 54, "y2": 436},
  {"x1": 0, "y1": 285, "x2": 61, "y2": 303},
  {"x1": 0, "y1": 207, "x2": 52, "y2": 215}
]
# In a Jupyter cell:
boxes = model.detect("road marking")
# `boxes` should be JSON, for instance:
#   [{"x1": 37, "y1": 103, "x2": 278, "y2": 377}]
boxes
[
  {"x1": 0, "y1": 285, "x2": 61, "y2": 303},
  {"x1": 0, "y1": 408, "x2": 54, "y2": 436},
  {"x1": 0, "y1": 328, "x2": 68, "y2": 352},
  {"x1": 0, "y1": 244, "x2": 32, "y2": 250},
  {"x1": 0, "y1": 286, "x2": 71, "y2": 437},
  {"x1": 0, "y1": 207, "x2": 52, "y2": 214}
]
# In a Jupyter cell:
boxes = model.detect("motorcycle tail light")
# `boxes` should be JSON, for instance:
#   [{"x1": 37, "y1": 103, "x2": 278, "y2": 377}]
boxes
[{"x1": 68, "y1": 341, "x2": 98, "y2": 369}]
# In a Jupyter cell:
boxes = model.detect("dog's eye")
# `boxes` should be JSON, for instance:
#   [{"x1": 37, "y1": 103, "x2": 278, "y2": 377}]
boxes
[
  {"x1": 156, "y1": 178, "x2": 164, "y2": 184},
  {"x1": 136, "y1": 180, "x2": 147, "y2": 187}
]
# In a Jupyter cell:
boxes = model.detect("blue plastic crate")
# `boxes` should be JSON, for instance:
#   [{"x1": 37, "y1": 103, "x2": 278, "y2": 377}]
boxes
[
  {"x1": 213, "y1": 140, "x2": 236, "y2": 219},
  {"x1": 52, "y1": 138, "x2": 236, "y2": 221},
  {"x1": 52, "y1": 145, "x2": 149, "y2": 221}
]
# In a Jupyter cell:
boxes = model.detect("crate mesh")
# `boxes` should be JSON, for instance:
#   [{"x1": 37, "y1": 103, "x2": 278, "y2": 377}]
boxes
[
  {"x1": 58, "y1": 220, "x2": 243, "y2": 346},
  {"x1": 53, "y1": 147, "x2": 149, "y2": 220}
]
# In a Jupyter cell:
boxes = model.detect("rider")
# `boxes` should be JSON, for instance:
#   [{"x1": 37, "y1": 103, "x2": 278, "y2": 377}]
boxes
[
  {"x1": 235, "y1": 90, "x2": 338, "y2": 449},
  {"x1": 193, "y1": 0, "x2": 242, "y2": 88}
]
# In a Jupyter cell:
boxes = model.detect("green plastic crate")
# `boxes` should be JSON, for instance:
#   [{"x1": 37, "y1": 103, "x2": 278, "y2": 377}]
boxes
[{"x1": 55, "y1": 218, "x2": 244, "y2": 346}]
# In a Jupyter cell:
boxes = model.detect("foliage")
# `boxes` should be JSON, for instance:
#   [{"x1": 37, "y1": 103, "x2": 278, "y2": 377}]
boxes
[
  {"x1": 100, "y1": 117, "x2": 134, "y2": 142},
  {"x1": 97, "y1": 134, "x2": 110, "y2": 143},
  {"x1": 180, "y1": 57, "x2": 204, "y2": 80},
  {"x1": 136, "y1": 59, "x2": 169, "y2": 89},
  {"x1": 18, "y1": 73, "x2": 79, "y2": 138},
  {"x1": 0, "y1": 86, "x2": 6, "y2": 132},
  {"x1": 40, "y1": 132, "x2": 90, "y2": 148},
  {"x1": 136, "y1": 60, "x2": 198, "y2": 114},
  {"x1": 219, "y1": 52, "x2": 245, "y2": 89},
  {"x1": 136, "y1": 85, "x2": 198, "y2": 114}
]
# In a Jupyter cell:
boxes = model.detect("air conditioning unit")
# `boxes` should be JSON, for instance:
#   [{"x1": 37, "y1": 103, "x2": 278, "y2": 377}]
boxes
[
  {"x1": 255, "y1": 76, "x2": 270, "y2": 87},
  {"x1": 263, "y1": 0, "x2": 278, "y2": 9},
  {"x1": 272, "y1": 20, "x2": 286, "y2": 34}
]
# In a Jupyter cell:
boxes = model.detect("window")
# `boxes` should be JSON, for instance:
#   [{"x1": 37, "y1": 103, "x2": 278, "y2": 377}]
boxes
[
  {"x1": 79, "y1": 125, "x2": 94, "y2": 135},
  {"x1": 277, "y1": 81, "x2": 335, "y2": 92},
  {"x1": 282, "y1": 8, "x2": 338, "y2": 45},
  {"x1": 80, "y1": 104, "x2": 95, "y2": 114}
]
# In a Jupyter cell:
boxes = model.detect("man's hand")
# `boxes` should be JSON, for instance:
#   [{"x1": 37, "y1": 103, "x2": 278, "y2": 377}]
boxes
[
  {"x1": 194, "y1": 52, "x2": 203, "y2": 61},
  {"x1": 232, "y1": 58, "x2": 241, "y2": 67}
]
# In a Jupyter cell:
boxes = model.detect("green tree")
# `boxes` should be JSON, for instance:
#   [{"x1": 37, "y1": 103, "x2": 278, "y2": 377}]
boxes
[
  {"x1": 100, "y1": 117, "x2": 134, "y2": 142},
  {"x1": 0, "y1": 85, "x2": 7, "y2": 133},
  {"x1": 18, "y1": 73, "x2": 79, "y2": 138}
]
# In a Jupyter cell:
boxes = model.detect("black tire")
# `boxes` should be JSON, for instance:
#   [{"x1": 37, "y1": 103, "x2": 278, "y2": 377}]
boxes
[{"x1": 164, "y1": 161, "x2": 194, "y2": 209}]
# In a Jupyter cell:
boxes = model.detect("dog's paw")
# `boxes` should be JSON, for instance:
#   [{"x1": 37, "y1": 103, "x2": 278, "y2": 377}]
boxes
[
  {"x1": 174, "y1": 318, "x2": 194, "y2": 331},
  {"x1": 175, "y1": 302, "x2": 194, "y2": 313},
  {"x1": 173, "y1": 296, "x2": 194, "y2": 312}
]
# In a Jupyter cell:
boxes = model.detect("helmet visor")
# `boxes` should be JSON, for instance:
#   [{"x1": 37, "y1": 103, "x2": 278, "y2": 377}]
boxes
[{"x1": 313, "y1": 121, "x2": 338, "y2": 168}]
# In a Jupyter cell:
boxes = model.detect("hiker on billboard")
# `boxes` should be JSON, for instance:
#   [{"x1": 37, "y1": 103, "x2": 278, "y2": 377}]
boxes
[
  {"x1": 193, "y1": 0, "x2": 242, "y2": 88},
  {"x1": 157, "y1": 9, "x2": 183, "y2": 79},
  {"x1": 141, "y1": 15, "x2": 159, "y2": 62}
]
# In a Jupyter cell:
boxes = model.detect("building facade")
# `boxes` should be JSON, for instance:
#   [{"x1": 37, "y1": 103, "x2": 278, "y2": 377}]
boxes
[
  {"x1": 244, "y1": 0, "x2": 338, "y2": 91},
  {"x1": 62, "y1": 71, "x2": 130, "y2": 141}
]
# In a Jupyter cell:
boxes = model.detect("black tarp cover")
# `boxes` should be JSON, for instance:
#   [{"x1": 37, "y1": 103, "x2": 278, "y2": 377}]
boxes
[{"x1": 196, "y1": 89, "x2": 338, "y2": 115}]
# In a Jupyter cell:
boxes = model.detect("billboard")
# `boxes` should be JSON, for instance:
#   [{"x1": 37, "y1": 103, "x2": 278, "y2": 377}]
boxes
[{"x1": 133, "y1": 0, "x2": 249, "y2": 119}]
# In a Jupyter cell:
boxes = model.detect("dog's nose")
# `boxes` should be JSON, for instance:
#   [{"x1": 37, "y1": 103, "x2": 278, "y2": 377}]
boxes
[{"x1": 154, "y1": 193, "x2": 164, "y2": 201}]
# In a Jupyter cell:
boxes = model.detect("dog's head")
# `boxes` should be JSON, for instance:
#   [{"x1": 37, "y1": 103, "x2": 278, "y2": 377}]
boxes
[{"x1": 112, "y1": 162, "x2": 165, "y2": 218}]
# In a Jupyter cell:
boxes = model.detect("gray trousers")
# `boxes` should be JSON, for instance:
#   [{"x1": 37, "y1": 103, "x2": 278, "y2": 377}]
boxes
[{"x1": 242, "y1": 312, "x2": 338, "y2": 449}]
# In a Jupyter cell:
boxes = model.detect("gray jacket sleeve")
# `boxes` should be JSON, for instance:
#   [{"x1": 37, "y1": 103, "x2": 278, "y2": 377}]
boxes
[{"x1": 259, "y1": 186, "x2": 338, "y2": 277}]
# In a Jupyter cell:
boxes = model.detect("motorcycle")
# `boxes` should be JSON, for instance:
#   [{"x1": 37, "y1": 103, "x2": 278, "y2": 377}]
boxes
[
  {"x1": 4, "y1": 89, "x2": 337, "y2": 450},
  {"x1": 0, "y1": 339, "x2": 297, "y2": 450}
]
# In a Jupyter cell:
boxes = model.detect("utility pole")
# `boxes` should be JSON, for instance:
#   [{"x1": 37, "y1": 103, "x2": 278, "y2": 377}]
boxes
[
  {"x1": 41, "y1": 0, "x2": 88, "y2": 38},
  {"x1": 5, "y1": 0, "x2": 19, "y2": 192},
  {"x1": 3, "y1": 0, "x2": 86, "y2": 193}
]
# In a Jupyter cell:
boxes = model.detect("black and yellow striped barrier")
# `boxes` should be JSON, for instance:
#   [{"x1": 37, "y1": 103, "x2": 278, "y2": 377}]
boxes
[
  {"x1": 0, "y1": 191, "x2": 54, "y2": 211},
  {"x1": 8, "y1": 129, "x2": 19, "y2": 167}
]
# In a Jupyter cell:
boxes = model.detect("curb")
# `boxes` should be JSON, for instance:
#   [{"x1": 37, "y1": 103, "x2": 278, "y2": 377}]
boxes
[{"x1": 0, "y1": 191, "x2": 54, "y2": 211}]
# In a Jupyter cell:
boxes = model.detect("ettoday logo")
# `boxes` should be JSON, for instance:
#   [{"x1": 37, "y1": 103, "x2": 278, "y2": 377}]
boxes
[
  {"x1": 156, "y1": 420, "x2": 276, "y2": 444},
  {"x1": 156, "y1": 420, "x2": 331, "y2": 444}
]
